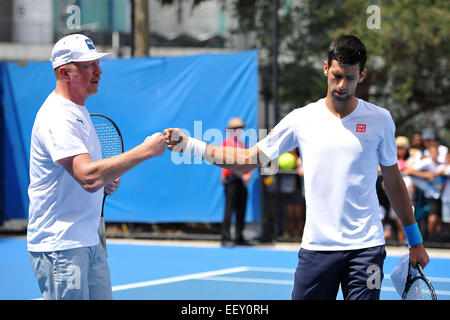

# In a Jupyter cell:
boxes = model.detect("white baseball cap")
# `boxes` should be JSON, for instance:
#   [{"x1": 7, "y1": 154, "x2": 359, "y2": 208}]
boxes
[{"x1": 50, "y1": 34, "x2": 112, "y2": 69}]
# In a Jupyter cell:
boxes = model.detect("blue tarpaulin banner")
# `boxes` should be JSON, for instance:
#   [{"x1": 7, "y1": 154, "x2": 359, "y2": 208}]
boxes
[{"x1": 1, "y1": 51, "x2": 260, "y2": 223}]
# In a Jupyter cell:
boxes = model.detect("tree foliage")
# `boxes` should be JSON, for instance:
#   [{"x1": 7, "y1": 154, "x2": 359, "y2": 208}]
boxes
[
  {"x1": 330, "y1": 0, "x2": 449, "y2": 139},
  {"x1": 232, "y1": 0, "x2": 450, "y2": 143},
  {"x1": 157, "y1": 0, "x2": 449, "y2": 144}
]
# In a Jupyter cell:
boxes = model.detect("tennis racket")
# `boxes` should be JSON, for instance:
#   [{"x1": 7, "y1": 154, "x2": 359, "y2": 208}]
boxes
[
  {"x1": 90, "y1": 113, "x2": 124, "y2": 256},
  {"x1": 402, "y1": 263, "x2": 437, "y2": 300}
]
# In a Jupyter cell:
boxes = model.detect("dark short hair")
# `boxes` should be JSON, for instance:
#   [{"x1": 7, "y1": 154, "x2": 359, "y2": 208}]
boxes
[{"x1": 328, "y1": 35, "x2": 367, "y2": 73}]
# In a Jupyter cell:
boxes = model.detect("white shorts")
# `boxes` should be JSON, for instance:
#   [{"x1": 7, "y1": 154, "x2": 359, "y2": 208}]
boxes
[{"x1": 29, "y1": 243, "x2": 112, "y2": 300}]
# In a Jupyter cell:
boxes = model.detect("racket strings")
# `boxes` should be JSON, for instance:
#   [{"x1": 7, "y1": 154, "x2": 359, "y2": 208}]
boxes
[
  {"x1": 91, "y1": 116, "x2": 123, "y2": 158},
  {"x1": 404, "y1": 279, "x2": 434, "y2": 300}
]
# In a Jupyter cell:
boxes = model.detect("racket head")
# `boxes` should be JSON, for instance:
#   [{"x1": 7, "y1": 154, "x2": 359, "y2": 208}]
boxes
[
  {"x1": 90, "y1": 113, "x2": 124, "y2": 158},
  {"x1": 90, "y1": 113, "x2": 124, "y2": 218},
  {"x1": 402, "y1": 263, "x2": 437, "y2": 300}
]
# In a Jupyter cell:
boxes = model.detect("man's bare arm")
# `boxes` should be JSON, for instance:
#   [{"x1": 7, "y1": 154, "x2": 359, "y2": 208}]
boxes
[
  {"x1": 58, "y1": 133, "x2": 166, "y2": 193},
  {"x1": 380, "y1": 164, "x2": 429, "y2": 267},
  {"x1": 164, "y1": 127, "x2": 270, "y2": 172},
  {"x1": 203, "y1": 144, "x2": 268, "y2": 172}
]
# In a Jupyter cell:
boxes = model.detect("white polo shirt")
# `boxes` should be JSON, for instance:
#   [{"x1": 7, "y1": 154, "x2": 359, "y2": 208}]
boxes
[
  {"x1": 257, "y1": 98, "x2": 398, "y2": 250},
  {"x1": 27, "y1": 92, "x2": 103, "y2": 252}
]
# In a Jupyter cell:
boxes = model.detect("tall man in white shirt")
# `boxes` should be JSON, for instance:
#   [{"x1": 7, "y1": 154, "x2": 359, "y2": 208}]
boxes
[
  {"x1": 164, "y1": 35, "x2": 429, "y2": 300},
  {"x1": 28, "y1": 34, "x2": 166, "y2": 300}
]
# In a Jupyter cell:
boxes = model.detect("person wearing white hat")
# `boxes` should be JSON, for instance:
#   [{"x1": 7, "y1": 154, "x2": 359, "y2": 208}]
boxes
[
  {"x1": 27, "y1": 34, "x2": 166, "y2": 299},
  {"x1": 164, "y1": 35, "x2": 429, "y2": 300}
]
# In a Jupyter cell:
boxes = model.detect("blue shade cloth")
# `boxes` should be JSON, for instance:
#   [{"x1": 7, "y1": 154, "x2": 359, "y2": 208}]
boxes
[{"x1": 1, "y1": 51, "x2": 260, "y2": 223}]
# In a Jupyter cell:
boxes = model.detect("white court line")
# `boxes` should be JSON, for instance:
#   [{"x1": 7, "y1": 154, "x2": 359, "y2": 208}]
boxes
[
  {"x1": 105, "y1": 239, "x2": 450, "y2": 258},
  {"x1": 247, "y1": 267, "x2": 450, "y2": 284},
  {"x1": 376, "y1": 286, "x2": 450, "y2": 296},
  {"x1": 111, "y1": 264, "x2": 450, "y2": 292},
  {"x1": 427, "y1": 276, "x2": 450, "y2": 283},
  {"x1": 111, "y1": 266, "x2": 250, "y2": 292},
  {"x1": 434, "y1": 290, "x2": 450, "y2": 296},
  {"x1": 33, "y1": 265, "x2": 450, "y2": 299},
  {"x1": 199, "y1": 276, "x2": 293, "y2": 286},
  {"x1": 245, "y1": 266, "x2": 296, "y2": 273},
  {"x1": 384, "y1": 274, "x2": 450, "y2": 283},
  {"x1": 108, "y1": 264, "x2": 450, "y2": 298},
  {"x1": 198, "y1": 275, "x2": 450, "y2": 296}
]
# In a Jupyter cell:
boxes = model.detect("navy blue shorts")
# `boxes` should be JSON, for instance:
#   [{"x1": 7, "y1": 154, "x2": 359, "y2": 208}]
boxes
[{"x1": 291, "y1": 245, "x2": 386, "y2": 300}]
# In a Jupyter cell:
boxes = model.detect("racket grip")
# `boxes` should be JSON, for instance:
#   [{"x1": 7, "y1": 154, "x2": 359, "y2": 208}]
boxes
[
  {"x1": 403, "y1": 222, "x2": 423, "y2": 247},
  {"x1": 99, "y1": 216, "x2": 108, "y2": 257}
]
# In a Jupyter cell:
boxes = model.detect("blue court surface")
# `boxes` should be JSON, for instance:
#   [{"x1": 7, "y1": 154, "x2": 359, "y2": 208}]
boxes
[{"x1": 1, "y1": 236, "x2": 450, "y2": 300}]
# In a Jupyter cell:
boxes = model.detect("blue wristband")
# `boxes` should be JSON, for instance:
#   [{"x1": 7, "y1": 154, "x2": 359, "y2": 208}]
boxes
[{"x1": 403, "y1": 222, "x2": 423, "y2": 247}]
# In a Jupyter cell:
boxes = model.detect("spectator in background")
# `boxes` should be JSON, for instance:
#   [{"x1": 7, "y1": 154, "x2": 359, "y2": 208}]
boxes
[
  {"x1": 396, "y1": 136, "x2": 411, "y2": 170},
  {"x1": 415, "y1": 128, "x2": 448, "y2": 164},
  {"x1": 407, "y1": 132, "x2": 423, "y2": 215},
  {"x1": 409, "y1": 132, "x2": 423, "y2": 162},
  {"x1": 279, "y1": 149, "x2": 306, "y2": 239},
  {"x1": 295, "y1": 152, "x2": 306, "y2": 239},
  {"x1": 396, "y1": 136, "x2": 414, "y2": 199},
  {"x1": 409, "y1": 143, "x2": 444, "y2": 239},
  {"x1": 220, "y1": 117, "x2": 253, "y2": 246},
  {"x1": 386, "y1": 136, "x2": 415, "y2": 243},
  {"x1": 436, "y1": 151, "x2": 450, "y2": 227},
  {"x1": 379, "y1": 136, "x2": 417, "y2": 243},
  {"x1": 376, "y1": 171, "x2": 392, "y2": 241}
]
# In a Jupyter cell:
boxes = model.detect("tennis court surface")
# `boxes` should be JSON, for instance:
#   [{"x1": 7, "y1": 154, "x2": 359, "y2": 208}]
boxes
[{"x1": 1, "y1": 237, "x2": 450, "y2": 300}]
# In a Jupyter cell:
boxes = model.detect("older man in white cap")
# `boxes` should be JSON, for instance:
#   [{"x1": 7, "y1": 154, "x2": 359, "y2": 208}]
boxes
[{"x1": 27, "y1": 34, "x2": 166, "y2": 299}]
